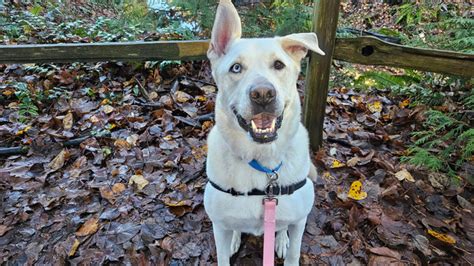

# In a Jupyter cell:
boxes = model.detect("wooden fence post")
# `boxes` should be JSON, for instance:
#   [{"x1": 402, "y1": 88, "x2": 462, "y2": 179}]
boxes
[{"x1": 303, "y1": 0, "x2": 341, "y2": 150}]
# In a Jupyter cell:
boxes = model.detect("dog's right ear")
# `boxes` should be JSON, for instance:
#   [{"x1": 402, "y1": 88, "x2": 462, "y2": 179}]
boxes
[{"x1": 208, "y1": 0, "x2": 242, "y2": 59}]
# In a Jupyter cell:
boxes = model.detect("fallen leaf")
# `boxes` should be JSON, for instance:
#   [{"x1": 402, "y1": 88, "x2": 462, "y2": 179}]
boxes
[
  {"x1": 427, "y1": 229, "x2": 456, "y2": 244},
  {"x1": 48, "y1": 149, "x2": 70, "y2": 171},
  {"x1": 102, "y1": 104, "x2": 114, "y2": 114},
  {"x1": 367, "y1": 101, "x2": 382, "y2": 113},
  {"x1": 68, "y1": 239, "x2": 80, "y2": 257},
  {"x1": 348, "y1": 180, "x2": 368, "y2": 200},
  {"x1": 129, "y1": 174, "x2": 149, "y2": 190},
  {"x1": 399, "y1": 99, "x2": 410, "y2": 108},
  {"x1": 331, "y1": 159, "x2": 346, "y2": 169},
  {"x1": 114, "y1": 139, "x2": 131, "y2": 150},
  {"x1": 347, "y1": 156, "x2": 361, "y2": 167},
  {"x1": 76, "y1": 217, "x2": 99, "y2": 237},
  {"x1": 112, "y1": 183, "x2": 126, "y2": 194},
  {"x1": 395, "y1": 169, "x2": 415, "y2": 182},
  {"x1": 174, "y1": 91, "x2": 193, "y2": 103},
  {"x1": 0, "y1": 225, "x2": 11, "y2": 236},
  {"x1": 368, "y1": 247, "x2": 401, "y2": 260},
  {"x1": 63, "y1": 112, "x2": 73, "y2": 130}
]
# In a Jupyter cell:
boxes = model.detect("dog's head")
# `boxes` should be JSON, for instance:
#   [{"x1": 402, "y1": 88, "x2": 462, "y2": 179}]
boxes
[{"x1": 208, "y1": 0, "x2": 324, "y2": 144}]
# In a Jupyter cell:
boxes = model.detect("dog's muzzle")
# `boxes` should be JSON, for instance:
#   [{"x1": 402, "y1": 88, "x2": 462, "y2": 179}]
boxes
[{"x1": 232, "y1": 107, "x2": 284, "y2": 143}]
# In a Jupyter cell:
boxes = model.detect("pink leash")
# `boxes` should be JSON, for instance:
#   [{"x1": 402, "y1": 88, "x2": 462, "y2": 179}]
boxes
[{"x1": 263, "y1": 198, "x2": 277, "y2": 266}]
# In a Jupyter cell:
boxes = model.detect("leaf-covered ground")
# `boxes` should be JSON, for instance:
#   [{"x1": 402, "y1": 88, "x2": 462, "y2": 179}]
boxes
[{"x1": 1, "y1": 2, "x2": 473, "y2": 265}]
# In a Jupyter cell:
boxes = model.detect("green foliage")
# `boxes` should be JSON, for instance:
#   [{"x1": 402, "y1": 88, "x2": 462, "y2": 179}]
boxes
[
  {"x1": 12, "y1": 82, "x2": 40, "y2": 123},
  {"x1": 402, "y1": 108, "x2": 473, "y2": 179},
  {"x1": 395, "y1": 2, "x2": 440, "y2": 26},
  {"x1": 170, "y1": 0, "x2": 313, "y2": 38},
  {"x1": 394, "y1": 2, "x2": 474, "y2": 53}
]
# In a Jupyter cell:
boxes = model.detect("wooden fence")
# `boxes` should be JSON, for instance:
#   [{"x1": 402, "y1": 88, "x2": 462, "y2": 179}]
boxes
[{"x1": 1, "y1": 0, "x2": 473, "y2": 149}]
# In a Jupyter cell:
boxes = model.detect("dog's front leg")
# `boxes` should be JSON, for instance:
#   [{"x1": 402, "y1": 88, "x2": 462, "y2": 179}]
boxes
[
  {"x1": 212, "y1": 224, "x2": 233, "y2": 265},
  {"x1": 284, "y1": 218, "x2": 307, "y2": 266}
]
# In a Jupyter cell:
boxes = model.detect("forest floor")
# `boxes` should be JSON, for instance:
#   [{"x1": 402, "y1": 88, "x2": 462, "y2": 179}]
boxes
[{"x1": 0, "y1": 2, "x2": 473, "y2": 265}]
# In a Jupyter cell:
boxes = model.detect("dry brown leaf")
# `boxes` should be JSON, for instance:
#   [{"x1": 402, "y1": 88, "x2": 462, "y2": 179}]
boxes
[
  {"x1": 99, "y1": 187, "x2": 116, "y2": 204},
  {"x1": 395, "y1": 169, "x2": 415, "y2": 182},
  {"x1": 129, "y1": 174, "x2": 149, "y2": 190},
  {"x1": 368, "y1": 247, "x2": 401, "y2": 260},
  {"x1": 76, "y1": 217, "x2": 99, "y2": 237},
  {"x1": 63, "y1": 112, "x2": 73, "y2": 130},
  {"x1": 112, "y1": 183, "x2": 126, "y2": 194},
  {"x1": 48, "y1": 149, "x2": 70, "y2": 171},
  {"x1": 0, "y1": 225, "x2": 11, "y2": 236},
  {"x1": 114, "y1": 139, "x2": 131, "y2": 150}
]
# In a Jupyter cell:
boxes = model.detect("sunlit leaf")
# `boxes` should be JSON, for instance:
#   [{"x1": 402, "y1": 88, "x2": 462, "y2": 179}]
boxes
[
  {"x1": 331, "y1": 159, "x2": 346, "y2": 169},
  {"x1": 76, "y1": 217, "x2": 99, "y2": 237},
  {"x1": 348, "y1": 180, "x2": 368, "y2": 200},
  {"x1": 367, "y1": 101, "x2": 383, "y2": 113},
  {"x1": 427, "y1": 229, "x2": 456, "y2": 244},
  {"x1": 129, "y1": 174, "x2": 149, "y2": 190},
  {"x1": 395, "y1": 169, "x2": 415, "y2": 182}
]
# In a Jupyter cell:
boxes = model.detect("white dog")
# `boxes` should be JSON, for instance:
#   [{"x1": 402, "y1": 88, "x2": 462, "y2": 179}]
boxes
[{"x1": 204, "y1": 1, "x2": 324, "y2": 265}]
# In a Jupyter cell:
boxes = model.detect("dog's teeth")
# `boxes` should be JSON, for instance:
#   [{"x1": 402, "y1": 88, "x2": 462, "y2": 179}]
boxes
[
  {"x1": 251, "y1": 120, "x2": 257, "y2": 130},
  {"x1": 271, "y1": 119, "x2": 276, "y2": 131}
]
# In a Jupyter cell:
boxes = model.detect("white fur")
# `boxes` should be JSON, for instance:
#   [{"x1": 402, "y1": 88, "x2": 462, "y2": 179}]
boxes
[{"x1": 204, "y1": 1, "x2": 323, "y2": 265}]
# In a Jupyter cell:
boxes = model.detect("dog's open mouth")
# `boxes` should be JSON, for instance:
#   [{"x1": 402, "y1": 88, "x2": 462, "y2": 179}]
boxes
[{"x1": 233, "y1": 108, "x2": 283, "y2": 143}]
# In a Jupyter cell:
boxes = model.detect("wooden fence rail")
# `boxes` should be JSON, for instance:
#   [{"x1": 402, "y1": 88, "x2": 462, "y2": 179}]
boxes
[{"x1": 1, "y1": 38, "x2": 472, "y2": 77}]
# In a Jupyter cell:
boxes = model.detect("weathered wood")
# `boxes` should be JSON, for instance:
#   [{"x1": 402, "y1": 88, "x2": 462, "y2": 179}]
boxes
[
  {"x1": 0, "y1": 40, "x2": 209, "y2": 63},
  {"x1": 1, "y1": 38, "x2": 473, "y2": 77},
  {"x1": 303, "y1": 0, "x2": 341, "y2": 150},
  {"x1": 334, "y1": 36, "x2": 474, "y2": 77}
]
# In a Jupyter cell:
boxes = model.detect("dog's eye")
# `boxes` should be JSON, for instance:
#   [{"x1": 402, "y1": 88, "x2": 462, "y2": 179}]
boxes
[
  {"x1": 229, "y1": 63, "x2": 242, "y2": 73},
  {"x1": 273, "y1": 60, "x2": 285, "y2": 70}
]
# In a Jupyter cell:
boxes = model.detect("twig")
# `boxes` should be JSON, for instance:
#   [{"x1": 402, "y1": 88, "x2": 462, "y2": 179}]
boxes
[
  {"x1": 134, "y1": 77, "x2": 151, "y2": 102},
  {"x1": 0, "y1": 135, "x2": 92, "y2": 156}
]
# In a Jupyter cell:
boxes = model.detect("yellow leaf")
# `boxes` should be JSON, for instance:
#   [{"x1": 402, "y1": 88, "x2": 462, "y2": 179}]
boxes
[
  {"x1": 395, "y1": 169, "x2": 415, "y2": 182},
  {"x1": 63, "y1": 112, "x2": 73, "y2": 130},
  {"x1": 16, "y1": 125, "x2": 31, "y2": 136},
  {"x1": 76, "y1": 217, "x2": 99, "y2": 237},
  {"x1": 367, "y1": 101, "x2": 383, "y2": 113},
  {"x1": 100, "y1": 99, "x2": 111, "y2": 105},
  {"x1": 348, "y1": 180, "x2": 368, "y2": 200},
  {"x1": 68, "y1": 239, "x2": 80, "y2": 257},
  {"x1": 331, "y1": 159, "x2": 346, "y2": 169},
  {"x1": 399, "y1": 99, "x2": 410, "y2": 108},
  {"x1": 48, "y1": 149, "x2": 70, "y2": 171},
  {"x1": 2, "y1": 88, "x2": 15, "y2": 96},
  {"x1": 427, "y1": 229, "x2": 456, "y2": 244},
  {"x1": 129, "y1": 174, "x2": 149, "y2": 190},
  {"x1": 196, "y1": 95, "x2": 207, "y2": 102}
]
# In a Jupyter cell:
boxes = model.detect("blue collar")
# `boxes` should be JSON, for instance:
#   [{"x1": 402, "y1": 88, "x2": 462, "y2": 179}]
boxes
[{"x1": 248, "y1": 159, "x2": 282, "y2": 174}]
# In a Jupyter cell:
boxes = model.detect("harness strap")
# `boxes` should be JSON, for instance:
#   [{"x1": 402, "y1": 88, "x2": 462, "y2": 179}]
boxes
[{"x1": 209, "y1": 178, "x2": 306, "y2": 196}]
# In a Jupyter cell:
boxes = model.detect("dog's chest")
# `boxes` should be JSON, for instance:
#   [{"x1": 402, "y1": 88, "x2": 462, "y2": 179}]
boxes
[{"x1": 203, "y1": 181, "x2": 314, "y2": 235}]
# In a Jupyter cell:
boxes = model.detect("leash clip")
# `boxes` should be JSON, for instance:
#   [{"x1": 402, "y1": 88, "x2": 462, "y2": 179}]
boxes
[{"x1": 263, "y1": 171, "x2": 279, "y2": 205}]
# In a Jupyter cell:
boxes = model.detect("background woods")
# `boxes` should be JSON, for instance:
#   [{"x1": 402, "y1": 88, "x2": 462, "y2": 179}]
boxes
[{"x1": 0, "y1": 0, "x2": 473, "y2": 265}]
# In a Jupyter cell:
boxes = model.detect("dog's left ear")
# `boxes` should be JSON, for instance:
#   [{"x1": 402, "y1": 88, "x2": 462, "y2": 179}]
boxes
[
  {"x1": 279, "y1": 33, "x2": 325, "y2": 62},
  {"x1": 208, "y1": 0, "x2": 242, "y2": 60}
]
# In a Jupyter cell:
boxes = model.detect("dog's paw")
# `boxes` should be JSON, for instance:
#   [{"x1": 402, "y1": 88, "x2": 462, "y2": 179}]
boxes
[
  {"x1": 230, "y1": 231, "x2": 241, "y2": 255},
  {"x1": 275, "y1": 230, "x2": 290, "y2": 258}
]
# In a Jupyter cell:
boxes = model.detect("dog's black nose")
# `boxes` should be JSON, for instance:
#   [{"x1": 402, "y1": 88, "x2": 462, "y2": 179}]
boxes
[{"x1": 249, "y1": 85, "x2": 276, "y2": 106}]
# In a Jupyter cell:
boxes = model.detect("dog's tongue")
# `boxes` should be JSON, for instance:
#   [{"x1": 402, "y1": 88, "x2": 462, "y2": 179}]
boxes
[{"x1": 251, "y1": 113, "x2": 276, "y2": 129}]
